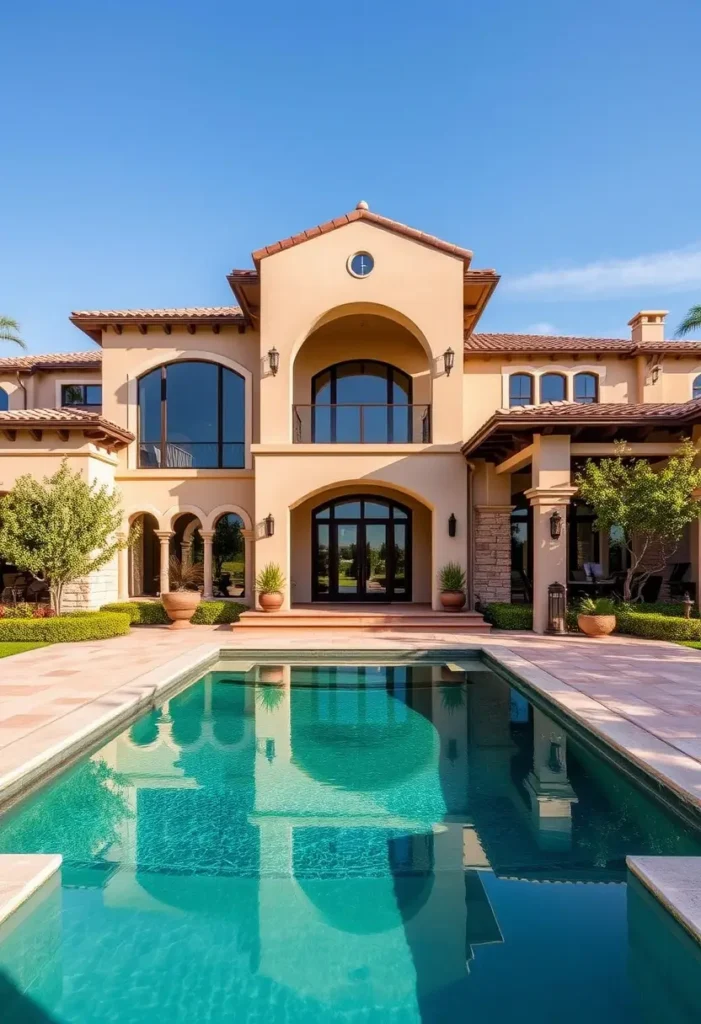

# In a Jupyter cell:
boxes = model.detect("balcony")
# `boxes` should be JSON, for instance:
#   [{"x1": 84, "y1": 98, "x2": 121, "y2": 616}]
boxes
[{"x1": 293, "y1": 404, "x2": 431, "y2": 444}]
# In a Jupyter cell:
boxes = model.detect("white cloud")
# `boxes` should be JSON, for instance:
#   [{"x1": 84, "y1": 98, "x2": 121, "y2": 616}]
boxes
[
  {"x1": 505, "y1": 244, "x2": 701, "y2": 299},
  {"x1": 523, "y1": 322, "x2": 559, "y2": 335}
]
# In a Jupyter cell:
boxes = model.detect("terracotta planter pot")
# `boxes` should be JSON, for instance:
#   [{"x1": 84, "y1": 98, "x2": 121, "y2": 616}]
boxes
[
  {"x1": 259, "y1": 591, "x2": 284, "y2": 613},
  {"x1": 440, "y1": 591, "x2": 466, "y2": 612},
  {"x1": 162, "y1": 591, "x2": 201, "y2": 630},
  {"x1": 260, "y1": 665, "x2": 285, "y2": 684},
  {"x1": 577, "y1": 613, "x2": 616, "y2": 638}
]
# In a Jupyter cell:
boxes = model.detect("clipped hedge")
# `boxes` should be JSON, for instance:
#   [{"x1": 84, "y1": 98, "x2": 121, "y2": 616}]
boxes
[
  {"x1": 0, "y1": 612, "x2": 131, "y2": 643},
  {"x1": 631, "y1": 602, "x2": 699, "y2": 619},
  {"x1": 100, "y1": 600, "x2": 247, "y2": 625},
  {"x1": 482, "y1": 603, "x2": 533, "y2": 630},
  {"x1": 615, "y1": 611, "x2": 701, "y2": 643}
]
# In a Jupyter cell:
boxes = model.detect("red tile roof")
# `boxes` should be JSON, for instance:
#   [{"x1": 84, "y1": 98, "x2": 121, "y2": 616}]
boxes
[
  {"x1": 0, "y1": 408, "x2": 133, "y2": 450},
  {"x1": 0, "y1": 351, "x2": 102, "y2": 371},
  {"x1": 251, "y1": 206, "x2": 474, "y2": 267},
  {"x1": 70, "y1": 306, "x2": 244, "y2": 320},
  {"x1": 466, "y1": 333, "x2": 701, "y2": 355}
]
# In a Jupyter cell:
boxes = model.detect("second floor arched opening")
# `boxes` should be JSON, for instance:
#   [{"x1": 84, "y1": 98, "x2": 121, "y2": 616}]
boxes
[{"x1": 137, "y1": 359, "x2": 245, "y2": 468}]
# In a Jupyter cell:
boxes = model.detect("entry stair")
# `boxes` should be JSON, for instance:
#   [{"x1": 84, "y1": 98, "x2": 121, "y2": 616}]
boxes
[{"x1": 232, "y1": 604, "x2": 491, "y2": 633}]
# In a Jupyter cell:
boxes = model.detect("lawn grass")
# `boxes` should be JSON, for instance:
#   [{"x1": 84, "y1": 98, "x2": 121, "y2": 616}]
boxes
[
  {"x1": 679, "y1": 641, "x2": 701, "y2": 650},
  {"x1": 0, "y1": 641, "x2": 50, "y2": 659}
]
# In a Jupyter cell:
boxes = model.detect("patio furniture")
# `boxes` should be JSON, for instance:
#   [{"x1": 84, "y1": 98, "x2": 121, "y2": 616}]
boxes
[
  {"x1": 1, "y1": 573, "x2": 29, "y2": 605},
  {"x1": 568, "y1": 576, "x2": 616, "y2": 600},
  {"x1": 510, "y1": 569, "x2": 532, "y2": 603}
]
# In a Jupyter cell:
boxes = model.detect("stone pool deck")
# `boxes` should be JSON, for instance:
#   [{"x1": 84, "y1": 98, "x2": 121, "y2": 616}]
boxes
[{"x1": 2, "y1": 625, "x2": 701, "y2": 926}]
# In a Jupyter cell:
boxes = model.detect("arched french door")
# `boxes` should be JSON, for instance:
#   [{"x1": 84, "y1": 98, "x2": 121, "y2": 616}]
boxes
[{"x1": 312, "y1": 496, "x2": 411, "y2": 602}]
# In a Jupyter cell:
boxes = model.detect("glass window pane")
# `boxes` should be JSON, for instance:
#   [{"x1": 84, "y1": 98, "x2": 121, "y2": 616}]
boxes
[
  {"x1": 391, "y1": 371, "x2": 411, "y2": 403},
  {"x1": 393, "y1": 524, "x2": 407, "y2": 594},
  {"x1": 334, "y1": 501, "x2": 362, "y2": 517},
  {"x1": 138, "y1": 370, "x2": 161, "y2": 442},
  {"x1": 574, "y1": 373, "x2": 597, "y2": 404},
  {"x1": 364, "y1": 501, "x2": 390, "y2": 518},
  {"x1": 361, "y1": 405, "x2": 389, "y2": 442},
  {"x1": 337, "y1": 524, "x2": 358, "y2": 594},
  {"x1": 0, "y1": 389, "x2": 8, "y2": 412},
  {"x1": 63, "y1": 384, "x2": 85, "y2": 405},
  {"x1": 694, "y1": 375, "x2": 701, "y2": 401},
  {"x1": 540, "y1": 374, "x2": 566, "y2": 403},
  {"x1": 335, "y1": 405, "x2": 361, "y2": 442},
  {"x1": 222, "y1": 443, "x2": 245, "y2": 468},
  {"x1": 222, "y1": 369, "x2": 245, "y2": 443},
  {"x1": 393, "y1": 507, "x2": 408, "y2": 519},
  {"x1": 167, "y1": 362, "x2": 217, "y2": 444},
  {"x1": 312, "y1": 405, "x2": 332, "y2": 442},
  {"x1": 336, "y1": 362, "x2": 387, "y2": 404},
  {"x1": 316, "y1": 524, "x2": 330, "y2": 594},
  {"x1": 85, "y1": 385, "x2": 102, "y2": 405},
  {"x1": 509, "y1": 374, "x2": 533, "y2": 407},
  {"x1": 390, "y1": 405, "x2": 410, "y2": 442},
  {"x1": 313, "y1": 370, "x2": 332, "y2": 404},
  {"x1": 315, "y1": 506, "x2": 330, "y2": 519}
]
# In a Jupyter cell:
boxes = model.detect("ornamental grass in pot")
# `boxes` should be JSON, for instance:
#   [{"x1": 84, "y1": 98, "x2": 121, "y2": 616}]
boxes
[
  {"x1": 162, "y1": 556, "x2": 204, "y2": 629},
  {"x1": 256, "y1": 563, "x2": 286, "y2": 612},
  {"x1": 438, "y1": 562, "x2": 467, "y2": 611},
  {"x1": 576, "y1": 596, "x2": 617, "y2": 638}
]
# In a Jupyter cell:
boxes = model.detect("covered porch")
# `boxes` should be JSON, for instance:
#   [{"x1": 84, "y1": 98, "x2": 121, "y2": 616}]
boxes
[{"x1": 463, "y1": 401, "x2": 701, "y2": 632}]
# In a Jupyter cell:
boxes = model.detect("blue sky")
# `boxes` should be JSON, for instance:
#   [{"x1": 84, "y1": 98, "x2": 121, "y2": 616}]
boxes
[{"x1": 2, "y1": 0, "x2": 701, "y2": 353}]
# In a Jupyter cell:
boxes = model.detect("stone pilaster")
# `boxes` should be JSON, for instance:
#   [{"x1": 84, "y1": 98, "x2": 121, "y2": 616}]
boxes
[{"x1": 473, "y1": 505, "x2": 514, "y2": 604}]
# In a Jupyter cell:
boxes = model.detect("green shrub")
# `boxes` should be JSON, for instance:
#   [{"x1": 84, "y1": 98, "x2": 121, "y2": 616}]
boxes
[
  {"x1": 631, "y1": 602, "x2": 699, "y2": 619},
  {"x1": 255, "y1": 563, "x2": 286, "y2": 594},
  {"x1": 438, "y1": 562, "x2": 466, "y2": 593},
  {"x1": 0, "y1": 612, "x2": 131, "y2": 643},
  {"x1": 100, "y1": 600, "x2": 247, "y2": 625},
  {"x1": 615, "y1": 611, "x2": 701, "y2": 643},
  {"x1": 483, "y1": 603, "x2": 533, "y2": 630}
]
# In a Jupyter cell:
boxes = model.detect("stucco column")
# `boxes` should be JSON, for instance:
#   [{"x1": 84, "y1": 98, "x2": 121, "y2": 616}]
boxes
[
  {"x1": 116, "y1": 532, "x2": 129, "y2": 600},
  {"x1": 525, "y1": 435, "x2": 576, "y2": 634},
  {"x1": 692, "y1": 491, "x2": 701, "y2": 612},
  {"x1": 241, "y1": 529, "x2": 254, "y2": 603},
  {"x1": 200, "y1": 530, "x2": 215, "y2": 599},
  {"x1": 155, "y1": 531, "x2": 173, "y2": 596},
  {"x1": 181, "y1": 541, "x2": 192, "y2": 567}
]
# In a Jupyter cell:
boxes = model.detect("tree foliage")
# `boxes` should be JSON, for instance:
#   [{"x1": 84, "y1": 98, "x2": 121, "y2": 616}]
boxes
[
  {"x1": 0, "y1": 315, "x2": 26, "y2": 348},
  {"x1": 575, "y1": 440, "x2": 701, "y2": 601},
  {"x1": 0, "y1": 461, "x2": 125, "y2": 614},
  {"x1": 676, "y1": 304, "x2": 701, "y2": 339}
]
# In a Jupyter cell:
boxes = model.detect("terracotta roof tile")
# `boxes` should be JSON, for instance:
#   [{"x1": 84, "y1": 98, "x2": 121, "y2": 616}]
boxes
[
  {"x1": 466, "y1": 333, "x2": 701, "y2": 355},
  {"x1": 70, "y1": 306, "x2": 244, "y2": 320},
  {"x1": 251, "y1": 207, "x2": 474, "y2": 266},
  {"x1": 0, "y1": 408, "x2": 133, "y2": 449},
  {"x1": 0, "y1": 351, "x2": 101, "y2": 371}
]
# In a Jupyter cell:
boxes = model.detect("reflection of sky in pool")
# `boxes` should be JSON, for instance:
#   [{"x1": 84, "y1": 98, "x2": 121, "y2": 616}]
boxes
[{"x1": 0, "y1": 662, "x2": 700, "y2": 1023}]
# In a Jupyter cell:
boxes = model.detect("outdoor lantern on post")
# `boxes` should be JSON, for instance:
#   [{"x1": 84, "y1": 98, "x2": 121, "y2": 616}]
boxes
[
  {"x1": 549, "y1": 509, "x2": 563, "y2": 540},
  {"x1": 268, "y1": 347, "x2": 280, "y2": 376},
  {"x1": 264, "y1": 513, "x2": 275, "y2": 538},
  {"x1": 448, "y1": 513, "x2": 457, "y2": 537},
  {"x1": 443, "y1": 347, "x2": 455, "y2": 377},
  {"x1": 547, "y1": 582, "x2": 567, "y2": 635}
]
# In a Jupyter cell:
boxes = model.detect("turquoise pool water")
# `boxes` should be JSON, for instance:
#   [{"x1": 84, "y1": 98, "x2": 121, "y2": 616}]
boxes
[{"x1": 0, "y1": 660, "x2": 700, "y2": 1022}]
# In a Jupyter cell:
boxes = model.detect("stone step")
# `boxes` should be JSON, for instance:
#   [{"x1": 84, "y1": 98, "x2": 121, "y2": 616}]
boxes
[{"x1": 232, "y1": 609, "x2": 491, "y2": 632}]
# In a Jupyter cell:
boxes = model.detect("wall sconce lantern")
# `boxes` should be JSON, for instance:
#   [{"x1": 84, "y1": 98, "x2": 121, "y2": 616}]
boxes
[
  {"x1": 448, "y1": 513, "x2": 457, "y2": 537},
  {"x1": 268, "y1": 347, "x2": 280, "y2": 376},
  {"x1": 443, "y1": 347, "x2": 455, "y2": 377},
  {"x1": 264, "y1": 513, "x2": 275, "y2": 538},
  {"x1": 651, "y1": 364, "x2": 660, "y2": 384},
  {"x1": 547, "y1": 581, "x2": 567, "y2": 635},
  {"x1": 549, "y1": 509, "x2": 563, "y2": 540}
]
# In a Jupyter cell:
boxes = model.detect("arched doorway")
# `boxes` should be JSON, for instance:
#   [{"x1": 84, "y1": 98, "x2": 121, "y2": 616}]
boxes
[
  {"x1": 129, "y1": 513, "x2": 160, "y2": 596},
  {"x1": 312, "y1": 495, "x2": 411, "y2": 601}
]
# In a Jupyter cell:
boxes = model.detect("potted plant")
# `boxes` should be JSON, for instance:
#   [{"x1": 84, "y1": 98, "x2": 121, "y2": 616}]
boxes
[
  {"x1": 256, "y1": 563, "x2": 286, "y2": 612},
  {"x1": 577, "y1": 596, "x2": 617, "y2": 638},
  {"x1": 161, "y1": 556, "x2": 204, "y2": 629},
  {"x1": 438, "y1": 562, "x2": 466, "y2": 611}
]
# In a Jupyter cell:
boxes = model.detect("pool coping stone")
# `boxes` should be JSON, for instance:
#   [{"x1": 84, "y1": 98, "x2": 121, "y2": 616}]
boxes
[
  {"x1": 0, "y1": 854, "x2": 62, "y2": 926},
  {"x1": 628, "y1": 856, "x2": 701, "y2": 945}
]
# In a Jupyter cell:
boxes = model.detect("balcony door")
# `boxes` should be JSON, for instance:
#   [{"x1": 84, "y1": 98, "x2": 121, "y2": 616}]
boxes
[
  {"x1": 311, "y1": 361, "x2": 412, "y2": 443},
  {"x1": 313, "y1": 496, "x2": 411, "y2": 602}
]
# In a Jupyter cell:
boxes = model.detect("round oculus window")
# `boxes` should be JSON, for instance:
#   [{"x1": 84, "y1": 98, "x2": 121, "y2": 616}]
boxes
[{"x1": 348, "y1": 252, "x2": 374, "y2": 278}]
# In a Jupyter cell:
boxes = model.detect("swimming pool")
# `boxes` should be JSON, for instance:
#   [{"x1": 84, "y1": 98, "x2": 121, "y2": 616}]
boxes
[{"x1": 0, "y1": 658, "x2": 700, "y2": 1022}]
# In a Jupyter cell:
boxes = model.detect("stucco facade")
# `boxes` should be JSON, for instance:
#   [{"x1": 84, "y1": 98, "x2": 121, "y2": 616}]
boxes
[{"x1": 3, "y1": 204, "x2": 701, "y2": 626}]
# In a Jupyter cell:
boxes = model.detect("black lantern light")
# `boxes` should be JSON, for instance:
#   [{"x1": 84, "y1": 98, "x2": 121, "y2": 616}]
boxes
[
  {"x1": 651, "y1": 364, "x2": 660, "y2": 384},
  {"x1": 443, "y1": 347, "x2": 455, "y2": 377},
  {"x1": 549, "y1": 509, "x2": 563, "y2": 540},
  {"x1": 268, "y1": 347, "x2": 280, "y2": 376},
  {"x1": 547, "y1": 581, "x2": 567, "y2": 635},
  {"x1": 448, "y1": 513, "x2": 457, "y2": 537},
  {"x1": 264, "y1": 513, "x2": 275, "y2": 538}
]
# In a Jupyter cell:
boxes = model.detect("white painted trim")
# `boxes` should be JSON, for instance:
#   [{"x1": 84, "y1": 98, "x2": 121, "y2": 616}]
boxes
[{"x1": 54, "y1": 374, "x2": 101, "y2": 409}]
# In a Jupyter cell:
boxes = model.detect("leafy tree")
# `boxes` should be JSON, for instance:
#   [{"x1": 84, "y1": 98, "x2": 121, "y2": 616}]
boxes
[
  {"x1": 212, "y1": 514, "x2": 243, "y2": 576},
  {"x1": 0, "y1": 315, "x2": 25, "y2": 348},
  {"x1": 575, "y1": 440, "x2": 701, "y2": 602},
  {"x1": 0, "y1": 460, "x2": 125, "y2": 614},
  {"x1": 676, "y1": 305, "x2": 701, "y2": 338}
]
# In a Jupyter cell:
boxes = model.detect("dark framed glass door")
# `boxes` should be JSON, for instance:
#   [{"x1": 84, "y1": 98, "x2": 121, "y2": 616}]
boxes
[{"x1": 312, "y1": 496, "x2": 412, "y2": 601}]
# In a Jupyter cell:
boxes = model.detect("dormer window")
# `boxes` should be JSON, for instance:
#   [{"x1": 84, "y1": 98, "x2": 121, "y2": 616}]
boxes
[
  {"x1": 540, "y1": 373, "x2": 567, "y2": 403},
  {"x1": 573, "y1": 373, "x2": 598, "y2": 404},
  {"x1": 509, "y1": 374, "x2": 534, "y2": 407},
  {"x1": 62, "y1": 384, "x2": 102, "y2": 408}
]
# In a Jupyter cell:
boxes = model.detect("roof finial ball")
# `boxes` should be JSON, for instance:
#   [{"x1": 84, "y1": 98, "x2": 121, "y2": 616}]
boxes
[{"x1": 356, "y1": 200, "x2": 369, "y2": 211}]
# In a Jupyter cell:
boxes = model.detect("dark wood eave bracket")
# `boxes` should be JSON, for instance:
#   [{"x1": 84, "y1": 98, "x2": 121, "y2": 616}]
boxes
[
  {"x1": 0, "y1": 423, "x2": 132, "y2": 452},
  {"x1": 69, "y1": 316, "x2": 247, "y2": 344}
]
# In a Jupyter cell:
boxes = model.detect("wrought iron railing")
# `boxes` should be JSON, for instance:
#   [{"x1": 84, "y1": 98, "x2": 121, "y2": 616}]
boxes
[{"x1": 292, "y1": 404, "x2": 431, "y2": 444}]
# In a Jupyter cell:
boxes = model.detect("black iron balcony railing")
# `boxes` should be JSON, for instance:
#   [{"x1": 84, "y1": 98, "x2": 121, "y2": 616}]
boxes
[
  {"x1": 293, "y1": 404, "x2": 431, "y2": 444},
  {"x1": 139, "y1": 441, "x2": 245, "y2": 469}
]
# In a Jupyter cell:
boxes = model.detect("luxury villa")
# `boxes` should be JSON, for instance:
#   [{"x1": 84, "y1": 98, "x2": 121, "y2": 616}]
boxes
[{"x1": 2, "y1": 202, "x2": 701, "y2": 632}]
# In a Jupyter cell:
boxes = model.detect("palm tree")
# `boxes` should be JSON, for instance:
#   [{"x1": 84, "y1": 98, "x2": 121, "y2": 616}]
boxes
[
  {"x1": 676, "y1": 305, "x2": 701, "y2": 338},
  {"x1": 0, "y1": 316, "x2": 26, "y2": 349}
]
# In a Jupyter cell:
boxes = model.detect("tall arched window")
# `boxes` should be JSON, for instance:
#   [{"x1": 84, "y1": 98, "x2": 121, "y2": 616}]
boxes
[
  {"x1": 540, "y1": 373, "x2": 567, "y2": 403},
  {"x1": 138, "y1": 361, "x2": 245, "y2": 468},
  {"x1": 311, "y1": 360, "x2": 413, "y2": 442},
  {"x1": 574, "y1": 373, "x2": 598, "y2": 404},
  {"x1": 693, "y1": 375, "x2": 701, "y2": 401},
  {"x1": 509, "y1": 374, "x2": 534, "y2": 407},
  {"x1": 0, "y1": 389, "x2": 8, "y2": 412}
]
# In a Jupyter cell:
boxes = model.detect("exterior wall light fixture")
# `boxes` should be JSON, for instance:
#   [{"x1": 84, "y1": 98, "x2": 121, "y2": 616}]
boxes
[
  {"x1": 264, "y1": 513, "x2": 275, "y2": 537},
  {"x1": 448, "y1": 513, "x2": 457, "y2": 537},
  {"x1": 549, "y1": 509, "x2": 563, "y2": 540},
  {"x1": 443, "y1": 347, "x2": 455, "y2": 377},
  {"x1": 268, "y1": 347, "x2": 280, "y2": 376},
  {"x1": 651, "y1": 364, "x2": 660, "y2": 384}
]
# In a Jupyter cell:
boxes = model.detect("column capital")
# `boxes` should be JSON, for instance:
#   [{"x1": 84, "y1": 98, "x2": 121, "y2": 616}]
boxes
[
  {"x1": 524, "y1": 486, "x2": 578, "y2": 507},
  {"x1": 240, "y1": 529, "x2": 254, "y2": 540},
  {"x1": 199, "y1": 530, "x2": 215, "y2": 541},
  {"x1": 474, "y1": 504, "x2": 515, "y2": 514},
  {"x1": 155, "y1": 530, "x2": 173, "y2": 541}
]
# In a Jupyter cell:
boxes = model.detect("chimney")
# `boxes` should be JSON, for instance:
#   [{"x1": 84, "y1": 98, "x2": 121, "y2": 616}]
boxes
[{"x1": 628, "y1": 310, "x2": 668, "y2": 344}]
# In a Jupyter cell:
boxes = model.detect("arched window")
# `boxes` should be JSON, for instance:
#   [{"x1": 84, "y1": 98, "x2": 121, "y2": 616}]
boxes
[
  {"x1": 540, "y1": 373, "x2": 567, "y2": 403},
  {"x1": 138, "y1": 361, "x2": 245, "y2": 468},
  {"x1": 509, "y1": 374, "x2": 534, "y2": 407},
  {"x1": 574, "y1": 372, "x2": 598, "y2": 404},
  {"x1": 311, "y1": 360, "x2": 412, "y2": 442},
  {"x1": 693, "y1": 375, "x2": 701, "y2": 401},
  {"x1": 0, "y1": 389, "x2": 8, "y2": 412}
]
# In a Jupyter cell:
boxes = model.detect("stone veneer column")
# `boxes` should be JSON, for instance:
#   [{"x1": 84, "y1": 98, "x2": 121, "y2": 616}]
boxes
[
  {"x1": 200, "y1": 530, "x2": 215, "y2": 599},
  {"x1": 155, "y1": 531, "x2": 173, "y2": 596},
  {"x1": 473, "y1": 505, "x2": 514, "y2": 605}
]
